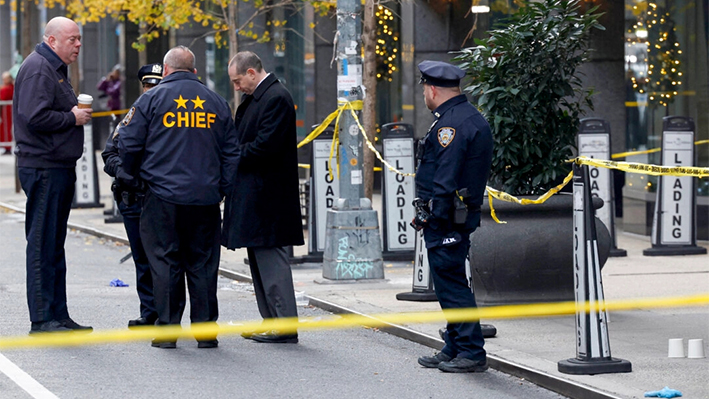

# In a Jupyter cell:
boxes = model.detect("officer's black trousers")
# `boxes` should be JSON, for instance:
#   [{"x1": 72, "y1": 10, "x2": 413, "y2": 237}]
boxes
[
  {"x1": 140, "y1": 191, "x2": 220, "y2": 327},
  {"x1": 119, "y1": 200, "x2": 186, "y2": 321},
  {"x1": 427, "y1": 233, "x2": 486, "y2": 361}
]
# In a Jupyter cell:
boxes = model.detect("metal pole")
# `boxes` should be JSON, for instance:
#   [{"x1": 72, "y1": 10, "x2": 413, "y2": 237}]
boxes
[
  {"x1": 321, "y1": 0, "x2": 384, "y2": 281},
  {"x1": 336, "y1": 0, "x2": 364, "y2": 203}
]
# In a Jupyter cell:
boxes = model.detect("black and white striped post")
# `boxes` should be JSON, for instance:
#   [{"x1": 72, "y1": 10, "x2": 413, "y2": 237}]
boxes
[
  {"x1": 381, "y1": 123, "x2": 416, "y2": 261},
  {"x1": 577, "y1": 118, "x2": 626, "y2": 257},
  {"x1": 643, "y1": 116, "x2": 707, "y2": 256},
  {"x1": 396, "y1": 229, "x2": 437, "y2": 301},
  {"x1": 72, "y1": 120, "x2": 103, "y2": 209},
  {"x1": 558, "y1": 163, "x2": 631, "y2": 375}
]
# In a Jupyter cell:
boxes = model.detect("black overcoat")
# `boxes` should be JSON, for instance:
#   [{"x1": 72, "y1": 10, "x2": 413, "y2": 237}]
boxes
[{"x1": 221, "y1": 74, "x2": 304, "y2": 249}]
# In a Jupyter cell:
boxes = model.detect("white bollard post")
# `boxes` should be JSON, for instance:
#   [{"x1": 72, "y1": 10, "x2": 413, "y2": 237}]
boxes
[{"x1": 558, "y1": 163, "x2": 631, "y2": 375}]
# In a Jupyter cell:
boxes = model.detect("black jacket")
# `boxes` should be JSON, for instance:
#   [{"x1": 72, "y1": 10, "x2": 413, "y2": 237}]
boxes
[
  {"x1": 415, "y1": 94, "x2": 493, "y2": 248},
  {"x1": 118, "y1": 71, "x2": 238, "y2": 206},
  {"x1": 12, "y1": 43, "x2": 83, "y2": 168},
  {"x1": 221, "y1": 74, "x2": 304, "y2": 249}
]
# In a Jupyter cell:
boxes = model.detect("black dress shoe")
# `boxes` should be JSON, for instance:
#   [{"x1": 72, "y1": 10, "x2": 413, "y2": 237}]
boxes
[
  {"x1": 250, "y1": 331, "x2": 298, "y2": 344},
  {"x1": 197, "y1": 339, "x2": 219, "y2": 349},
  {"x1": 128, "y1": 316, "x2": 157, "y2": 328},
  {"x1": 438, "y1": 357, "x2": 488, "y2": 373},
  {"x1": 151, "y1": 339, "x2": 177, "y2": 349},
  {"x1": 29, "y1": 320, "x2": 71, "y2": 335},
  {"x1": 418, "y1": 352, "x2": 452, "y2": 368},
  {"x1": 58, "y1": 318, "x2": 93, "y2": 333},
  {"x1": 240, "y1": 329, "x2": 259, "y2": 339}
]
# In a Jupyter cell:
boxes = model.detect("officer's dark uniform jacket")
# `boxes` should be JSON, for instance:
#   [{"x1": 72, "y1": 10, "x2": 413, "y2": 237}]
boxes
[
  {"x1": 118, "y1": 71, "x2": 238, "y2": 205},
  {"x1": 13, "y1": 43, "x2": 83, "y2": 168},
  {"x1": 415, "y1": 94, "x2": 493, "y2": 248}
]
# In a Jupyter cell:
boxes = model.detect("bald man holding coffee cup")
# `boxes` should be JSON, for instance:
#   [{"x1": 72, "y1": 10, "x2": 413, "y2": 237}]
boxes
[{"x1": 13, "y1": 16, "x2": 94, "y2": 335}]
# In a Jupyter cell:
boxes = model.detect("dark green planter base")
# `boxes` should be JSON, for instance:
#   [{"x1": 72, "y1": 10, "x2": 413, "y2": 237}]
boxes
[{"x1": 470, "y1": 193, "x2": 611, "y2": 306}]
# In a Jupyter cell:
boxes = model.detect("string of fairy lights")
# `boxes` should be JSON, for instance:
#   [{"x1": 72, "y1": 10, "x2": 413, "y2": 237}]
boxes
[
  {"x1": 374, "y1": 5, "x2": 399, "y2": 82},
  {"x1": 627, "y1": 1, "x2": 683, "y2": 108}
]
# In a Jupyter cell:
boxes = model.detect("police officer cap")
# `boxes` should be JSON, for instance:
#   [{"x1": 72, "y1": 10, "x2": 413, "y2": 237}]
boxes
[
  {"x1": 138, "y1": 63, "x2": 163, "y2": 86},
  {"x1": 418, "y1": 60, "x2": 465, "y2": 88}
]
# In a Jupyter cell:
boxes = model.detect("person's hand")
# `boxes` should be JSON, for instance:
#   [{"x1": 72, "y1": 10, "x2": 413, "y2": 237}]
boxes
[{"x1": 72, "y1": 106, "x2": 92, "y2": 126}]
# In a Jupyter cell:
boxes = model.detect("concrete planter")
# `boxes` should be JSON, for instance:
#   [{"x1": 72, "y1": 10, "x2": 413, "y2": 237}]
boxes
[{"x1": 469, "y1": 193, "x2": 611, "y2": 306}]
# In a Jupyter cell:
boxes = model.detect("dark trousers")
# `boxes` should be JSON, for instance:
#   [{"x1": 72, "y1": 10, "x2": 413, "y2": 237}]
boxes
[
  {"x1": 19, "y1": 167, "x2": 75, "y2": 323},
  {"x1": 247, "y1": 247, "x2": 298, "y2": 321},
  {"x1": 427, "y1": 232, "x2": 486, "y2": 361},
  {"x1": 140, "y1": 191, "x2": 220, "y2": 326},
  {"x1": 119, "y1": 200, "x2": 160, "y2": 320}
]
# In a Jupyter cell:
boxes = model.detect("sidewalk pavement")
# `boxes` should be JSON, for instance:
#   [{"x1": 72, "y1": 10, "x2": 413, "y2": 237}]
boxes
[{"x1": 1, "y1": 153, "x2": 707, "y2": 399}]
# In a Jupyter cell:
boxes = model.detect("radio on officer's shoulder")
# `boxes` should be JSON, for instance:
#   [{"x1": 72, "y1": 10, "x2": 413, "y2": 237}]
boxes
[{"x1": 453, "y1": 188, "x2": 470, "y2": 225}]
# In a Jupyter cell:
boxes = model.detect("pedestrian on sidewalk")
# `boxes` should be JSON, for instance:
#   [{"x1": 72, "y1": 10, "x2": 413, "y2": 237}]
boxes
[
  {"x1": 0, "y1": 71, "x2": 13, "y2": 153},
  {"x1": 102, "y1": 63, "x2": 186, "y2": 329},
  {"x1": 222, "y1": 51, "x2": 304, "y2": 344},
  {"x1": 12, "y1": 16, "x2": 93, "y2": 335},
  {"x1": 97, "y1": 64, "x2": 122, "y2": 112},
  {"x1": 119, "y1": 46, "x2": 239, "y2": 349},
  {"x1": 412, "y1": 60, "x2": 493, "y2": 373}
]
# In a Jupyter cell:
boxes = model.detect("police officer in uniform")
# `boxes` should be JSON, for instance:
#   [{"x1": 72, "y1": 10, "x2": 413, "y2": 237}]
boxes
[
  {"x1": 102, "y1": 63, "x2": 186, "y2": 329},
  {"x1": 118, "y1": 46, "x2": 239, "y2": 349},
  {"x1": 413, "y1": 60, "x2": 493, "y2": 373}
]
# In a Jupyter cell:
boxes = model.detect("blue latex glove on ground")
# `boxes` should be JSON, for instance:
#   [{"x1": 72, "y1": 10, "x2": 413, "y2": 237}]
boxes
[
  {"x1": 109, "y1": 278, "x2": 129, "y2": 287},
  {"x1": 644, "y1": 387, "x2": 682, "y2": 398}
]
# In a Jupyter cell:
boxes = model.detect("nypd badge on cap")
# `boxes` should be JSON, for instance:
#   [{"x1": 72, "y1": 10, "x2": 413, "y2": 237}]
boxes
[
  {"x1": 418, "y1": 60, "x2": 465, "y2": 88},
  {"x1": 138, "y1": 63, "x2": 163, "y2": 85}
]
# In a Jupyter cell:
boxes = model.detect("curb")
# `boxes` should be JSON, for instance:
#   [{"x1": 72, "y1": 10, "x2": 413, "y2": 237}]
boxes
[
  {"x1": 1, "y1": 202, "x2": 622, "y2": 399},
  {"x1": 217, "y1": 268, "x2": 621, "y2": 399}
]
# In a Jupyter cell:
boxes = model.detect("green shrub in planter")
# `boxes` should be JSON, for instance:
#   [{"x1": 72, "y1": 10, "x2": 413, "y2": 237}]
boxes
[{"x1": 453, "y1": 0, "x2": 604, "y2": 195}]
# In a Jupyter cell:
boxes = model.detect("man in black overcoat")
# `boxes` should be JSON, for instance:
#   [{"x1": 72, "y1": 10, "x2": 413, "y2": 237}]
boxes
[{"x1": 222, "y1": 51, "x2": 304, "y2": 343}]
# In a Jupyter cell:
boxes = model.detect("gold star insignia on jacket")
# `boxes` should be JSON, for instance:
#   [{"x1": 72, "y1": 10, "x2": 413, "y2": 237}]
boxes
[
  {"x1": 191, "y1": 96, "x2": 205, "y2": 110},
  {"x1": 174, "y1": 95, "x2": 188, "y2": 109}
]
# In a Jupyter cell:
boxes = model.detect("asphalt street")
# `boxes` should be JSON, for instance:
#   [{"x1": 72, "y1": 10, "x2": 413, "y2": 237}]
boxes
[{"x1": 0, "y1": 209, "x2": 567, "y2": 399}]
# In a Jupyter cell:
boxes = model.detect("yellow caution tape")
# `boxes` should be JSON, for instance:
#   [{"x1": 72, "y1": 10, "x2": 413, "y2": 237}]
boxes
[
  {"x1": 611, "y1": 147, "x2": 661, "y2": 159},
  {"x1": 352, "y1": 110, "x2": 416, "y2": 178},
  {"x1": 485, "y1": 171, "x2": 574, "y2": 224},
  {"x1": 297, "y1": 100, "x2": 414, "y2": 179},
  {"x1": 611, "y1": 139, "x2": 709, "y2": 160},
  {"x1": 1, "y1": 293, "x2": 707, "y2": 350},
  {"x1": 91, "y1": 109, "x2": 129, "y2": 118},
  {"x1": 574, "y1": 156, "x2": 709, "y2": 178},
  {"x1": 296, "y1": 100, "x2": 363, "y2": 179}
]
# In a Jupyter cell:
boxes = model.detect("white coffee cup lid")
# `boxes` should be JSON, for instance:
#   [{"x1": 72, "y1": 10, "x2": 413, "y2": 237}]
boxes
[{"x1": 77, "y1": 94, "x2": 93, "y2": 103}]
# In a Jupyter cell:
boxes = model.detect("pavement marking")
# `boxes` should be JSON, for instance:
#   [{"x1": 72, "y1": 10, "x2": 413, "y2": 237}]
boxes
[{"x1": 0, "y1": 352, "x2": 60, "y2": 399}]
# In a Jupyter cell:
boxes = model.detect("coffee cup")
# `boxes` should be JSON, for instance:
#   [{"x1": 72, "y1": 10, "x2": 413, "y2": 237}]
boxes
[{"x1": 77, "y1": 94, "x2": 93, "y2": 109}]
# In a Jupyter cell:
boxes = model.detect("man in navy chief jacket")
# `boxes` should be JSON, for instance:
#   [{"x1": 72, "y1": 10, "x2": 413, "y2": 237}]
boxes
[{"x1": 118, "y1": 46, "x2": 239, "y2": 349}]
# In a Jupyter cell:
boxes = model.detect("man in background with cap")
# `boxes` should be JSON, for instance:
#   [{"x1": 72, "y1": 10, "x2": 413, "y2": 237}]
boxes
[
  {"x1": 412, "y1": 60, "x2": 493, "y2": 373},
  {"x1": 102, "y1": 63, "x2": 185, "y2": 328}
]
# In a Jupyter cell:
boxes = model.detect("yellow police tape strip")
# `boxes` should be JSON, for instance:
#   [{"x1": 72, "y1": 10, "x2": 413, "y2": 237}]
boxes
[
  {"x1": 574, "y1": 156, "x2": 709, "y2": 178},
  {"x1": 486, "y1": 171, "x2": 574, "y2": 224},
  {"x1": 296, "y1": 100, "x2": 364, "y2": 178},
  {"x1": 296, "y1": 103, "x2": 708, "y2": 222},
  {"x1": 611, "y1": 139, "x2": 709, "y2": 160},
  {"x1": 91, "y1": 109, "x2": 129, "y2": 118},
  {"x1": 1, "y1": 293, "x2": 706, "y2": 350},
  {"x1": 297, "y1": 100, "x2": 415, "y2": 178}
]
